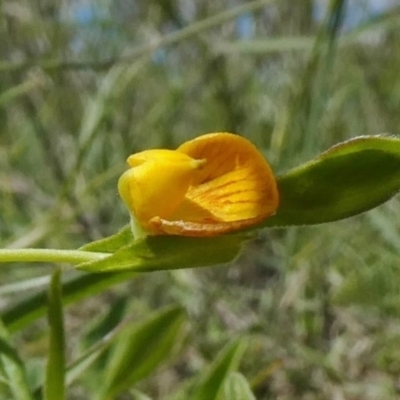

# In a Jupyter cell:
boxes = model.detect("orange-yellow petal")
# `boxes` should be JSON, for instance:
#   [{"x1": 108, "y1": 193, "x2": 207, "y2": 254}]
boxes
[{"x1": 148, "y1": 133, "x2": 279, "y2": 236}]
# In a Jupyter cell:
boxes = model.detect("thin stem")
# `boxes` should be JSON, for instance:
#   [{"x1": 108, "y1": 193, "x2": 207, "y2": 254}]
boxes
[{"x1": 0, "y1": 249, "x2": 109, "y2": 265}]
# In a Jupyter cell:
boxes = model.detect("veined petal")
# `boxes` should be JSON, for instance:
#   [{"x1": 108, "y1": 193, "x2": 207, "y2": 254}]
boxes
[{"x1": 152, "y1": 133, "x2": 279, "y2": 236}]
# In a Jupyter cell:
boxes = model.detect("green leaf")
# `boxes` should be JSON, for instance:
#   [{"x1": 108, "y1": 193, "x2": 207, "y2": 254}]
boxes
[
  {"x1": 0, "y1": 319, "x2": 33, "y2": 400},
  {"x1": 100, "y1": 306, "x2": 186, "y2": 400},
  {"x1": 265, "y1": 136, "x2": 400, "y2": 227},
  {"x1": 130, "y1": 389, "x2": 153, "y2": 400},
  {"x1": 78, "y1": 234, "x2": 248, "y2": 273},
  {"x1": 222, "y1": 372, "x2": 256, "y2": 400},
  {"x1": 44, "y1": 269, "x2": 65, "y2": 400},
  {"x1": 191, "y1": 338, "x2": 246, "y2": 400}
]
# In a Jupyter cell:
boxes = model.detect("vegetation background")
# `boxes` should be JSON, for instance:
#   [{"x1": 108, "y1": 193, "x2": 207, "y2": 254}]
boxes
[{"x1": 1, "y1": 0, "x2": 400, "y2": 398}]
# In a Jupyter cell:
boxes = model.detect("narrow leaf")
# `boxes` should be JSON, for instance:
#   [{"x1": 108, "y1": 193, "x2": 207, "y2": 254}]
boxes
[
  {"x1": 131, "y1": 389, "x2": 153, "y2": 400},
  {"x1": 265, "y1": 136, "x2": 400, "y2": 227},
  {"x1": 191, "y1": 338, "x2": 246, "y2": 400},
  {"x1": 101, "y1": 306, "x2": 186, "y2": 399},
  {"x1": 222, "y1": 372, "x2": 256, "y2": 400},
  {"x1": 44, "y1": 269, "x2": 65, "y2": 400}
]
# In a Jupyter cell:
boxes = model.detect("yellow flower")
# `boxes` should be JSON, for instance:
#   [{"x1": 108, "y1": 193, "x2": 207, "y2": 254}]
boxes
[{"x1": 118, "y1": 133, "x2": 279, "y2": 237}]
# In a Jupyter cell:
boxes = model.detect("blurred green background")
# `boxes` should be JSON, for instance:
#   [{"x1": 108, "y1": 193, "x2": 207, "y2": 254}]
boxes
[{"x1": 1, "y1": 0, "x2": 400, "y2": 398}]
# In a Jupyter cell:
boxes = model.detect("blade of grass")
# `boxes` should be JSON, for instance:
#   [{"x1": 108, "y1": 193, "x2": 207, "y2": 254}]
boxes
[
  {"x1": 191, "y1": 338, "x2": 247, "y2": 400},
  {"x1": 0, "y1": 76, "x2": 45, "y2": 106},
  {"x1": 131, "y1": 390, "x2": 153, "y2": 400},
  {"x1": 277, "y1": 0, "x2": 347, "y2": 167},
  {"x1": 223, "y1": 372, "x2": 256, "y2": 400}
]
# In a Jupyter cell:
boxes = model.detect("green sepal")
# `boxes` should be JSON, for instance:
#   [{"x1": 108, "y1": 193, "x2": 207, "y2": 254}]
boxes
[
  {"x1": 77, "y1": 233, "x2": 249, "y2": 273},
  {"x1": 80, "y1": 225, "x2": 133, "y2": 253}
]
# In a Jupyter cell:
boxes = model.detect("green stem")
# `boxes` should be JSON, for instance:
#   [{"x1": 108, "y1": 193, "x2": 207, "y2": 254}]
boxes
[{"x1": 0, "y1": 249, "x2": 109, "y2": 265}]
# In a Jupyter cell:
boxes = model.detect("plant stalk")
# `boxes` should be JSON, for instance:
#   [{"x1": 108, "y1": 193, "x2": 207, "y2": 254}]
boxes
[{"x1": 0, "y1": 249, "x2": 108, "y2": 265}]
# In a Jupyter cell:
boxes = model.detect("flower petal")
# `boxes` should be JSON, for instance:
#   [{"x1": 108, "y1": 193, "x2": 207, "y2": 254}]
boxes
[
  {"x1": 148, "y1": 216, "x2": 261, "y2": 237},
  {"x1": 151, "y1": 133, "x2": 279, "y2": 236},
  {"x1": 118, "y1": 149, "x2": 205, "y2": 230}
]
